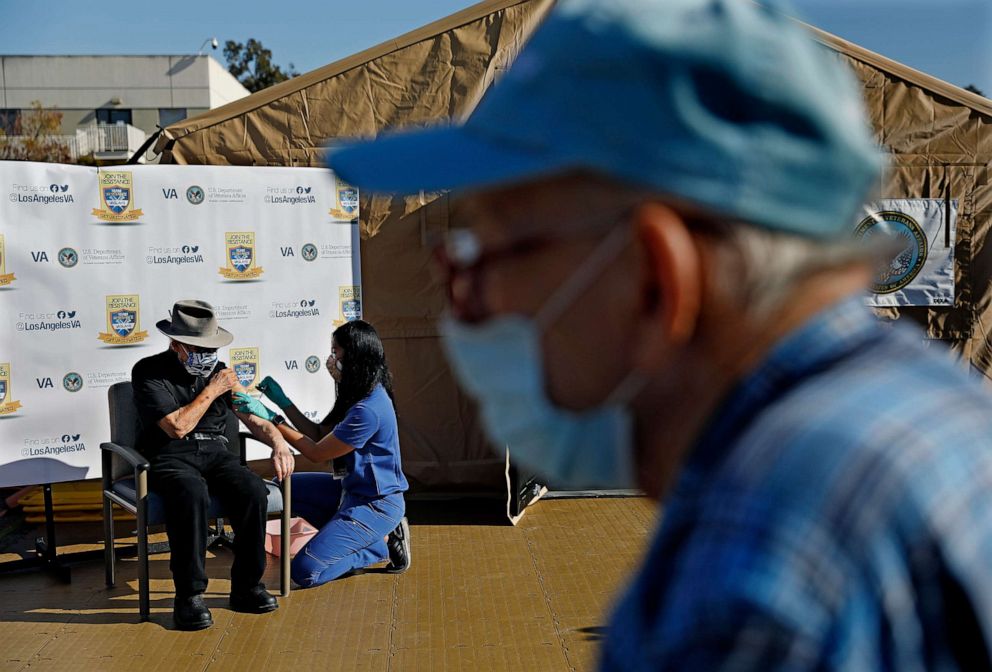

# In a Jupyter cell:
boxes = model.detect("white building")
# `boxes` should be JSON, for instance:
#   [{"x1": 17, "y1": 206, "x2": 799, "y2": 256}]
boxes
[{"x1": 0, "y1": 55, "x2": 250, "y2": 162}]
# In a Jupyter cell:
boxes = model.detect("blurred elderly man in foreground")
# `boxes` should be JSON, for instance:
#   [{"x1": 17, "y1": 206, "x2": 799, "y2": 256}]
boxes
[{"x1": 329, "y1": 0, "x2": 992, "y2": 668}]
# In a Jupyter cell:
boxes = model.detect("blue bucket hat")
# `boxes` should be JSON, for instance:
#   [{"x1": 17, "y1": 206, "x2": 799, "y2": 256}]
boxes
[{"x1": 328, "y1": 0, "x2": 883, "y2": 238}]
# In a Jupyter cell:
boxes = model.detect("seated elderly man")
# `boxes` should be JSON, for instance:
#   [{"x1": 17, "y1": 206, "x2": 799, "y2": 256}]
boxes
[
  {"x1": 131, "y1": 300, "x2": 295, "y2": 630},
  {"x1": 329, "y1": 0, "x2": 992, "y2": 668}
]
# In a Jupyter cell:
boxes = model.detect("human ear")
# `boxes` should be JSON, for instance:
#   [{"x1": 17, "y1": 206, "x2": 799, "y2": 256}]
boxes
[{"x1": 631, "y1": 202, "x2": 702, "y2": 369}]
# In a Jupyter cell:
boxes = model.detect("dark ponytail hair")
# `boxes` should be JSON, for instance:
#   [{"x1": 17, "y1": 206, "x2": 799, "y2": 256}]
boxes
[{"x1": 324, "y1": 320, "x2": 394, "y2": 427}]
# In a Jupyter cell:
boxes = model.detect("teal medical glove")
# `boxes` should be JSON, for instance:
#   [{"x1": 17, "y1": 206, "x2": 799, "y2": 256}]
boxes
[
  {"x1": 233, "y1": 392, "x2": 277, "y2": 422},
  {"x1": 257, "y1": 376, "x2": 293, "y2": 409}
]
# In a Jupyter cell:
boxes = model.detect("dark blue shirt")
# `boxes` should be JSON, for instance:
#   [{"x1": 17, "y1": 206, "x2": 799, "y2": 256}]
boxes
[
  {"x1": 332, "y1": 384, "x2": 408, "y2": 499},
  {"x1": 603, "y1": 297, "x2": 992, "y2": 671}
]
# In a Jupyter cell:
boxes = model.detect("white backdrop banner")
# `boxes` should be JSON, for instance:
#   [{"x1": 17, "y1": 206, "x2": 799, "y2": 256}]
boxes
[
  {"x1": 854, "y1": 199, "x2": 957, "y2": 307},
  {"x1": 0, "y1": 161, "x2": 360, "y2": 488}
]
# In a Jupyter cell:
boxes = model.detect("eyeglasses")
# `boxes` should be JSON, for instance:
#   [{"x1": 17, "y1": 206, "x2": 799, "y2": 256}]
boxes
[
  {"x1": 433, "y1": 205, "x2": 636, "y2": 323},
  {"x1": 432, "y1": 228, "x2": 556, "y2": 323}
]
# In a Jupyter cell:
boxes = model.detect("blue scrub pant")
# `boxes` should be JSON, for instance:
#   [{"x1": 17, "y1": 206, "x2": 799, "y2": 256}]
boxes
[{"x1": 289, "y1": 472, "x2": 405, "y2": 588}]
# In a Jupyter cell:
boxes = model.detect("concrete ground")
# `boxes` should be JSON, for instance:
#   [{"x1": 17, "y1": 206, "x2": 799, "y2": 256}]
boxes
[{"x1": 0, "y1": 497, "x2": 656, "y2": 672}]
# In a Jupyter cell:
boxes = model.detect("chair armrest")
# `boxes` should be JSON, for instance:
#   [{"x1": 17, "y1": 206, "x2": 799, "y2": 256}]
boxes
[
  {"x1": 100, "y1": 441, "x2": 150, "y2": 472},
  {"x1": 238, "y1": 431, "x2": 271, "y2": 465}
]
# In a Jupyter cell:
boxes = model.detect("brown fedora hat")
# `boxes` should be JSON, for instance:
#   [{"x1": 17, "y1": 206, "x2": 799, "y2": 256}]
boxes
[{"x1": 156, "y1": 299, "x2": 233, "y2": 348}]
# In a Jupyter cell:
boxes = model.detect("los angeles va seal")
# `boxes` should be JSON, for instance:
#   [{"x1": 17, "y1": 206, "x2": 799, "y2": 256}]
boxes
[
  {"x1": 229, "y1": 347, "x2": 260, "y2": 393},
  {"x1": 329, "y1": 183, "x2": 359, "y2": 222},
  {"x1": 333, "y1": 285, "x2": 362, "y2": 326},
  {"x1": 98, "y1": 294, "x2": 149, "y2": 345},
  {"x1": 219, "y1": 232, "x2": 264, "y2": 280},
  {"x1": 0, "y1": 363, "x2": 23, "y2": 415},
  {"x1": 0, "y1": 234, "x2": 15, "y2": 286},
  {"x1": 92, "y1": 171, "x2": 144, "y2": 222}
]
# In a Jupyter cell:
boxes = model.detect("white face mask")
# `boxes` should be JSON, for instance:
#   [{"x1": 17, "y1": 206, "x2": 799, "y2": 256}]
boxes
[
  {"x1": 440, "y1": 227, "x2": 643, "y2": 489},
  {"x1": 327, "y1": 352, "x2": 344, "y2": 373}
]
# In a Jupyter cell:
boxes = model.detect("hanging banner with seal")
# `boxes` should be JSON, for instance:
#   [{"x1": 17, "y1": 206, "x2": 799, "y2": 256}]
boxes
[{"x1": 854, "y1": 199, "x2": 956, "y2": 307}]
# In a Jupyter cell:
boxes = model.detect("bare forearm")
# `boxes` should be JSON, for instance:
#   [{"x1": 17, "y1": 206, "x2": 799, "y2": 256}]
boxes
[
  {"x1": 283, "y1": 404, "x2": 325, "y2": 441},
  {"x1": 235, "y1": 411, "x2": 295, "y2": 481},
  {"x1": 276, "y1": 423, "x2": 352, "y2": 462},
  {"x1": 160, "y1": 388, "x2": 224, "y2": 438},
  {"x1": 246, "y1": 414, "x2": 284, "y2": 448}
]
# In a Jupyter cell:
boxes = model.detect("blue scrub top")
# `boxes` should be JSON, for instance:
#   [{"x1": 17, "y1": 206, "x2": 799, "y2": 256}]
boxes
[{"x1": 331, "y1": 384, "x2": 408, "y2": 499}]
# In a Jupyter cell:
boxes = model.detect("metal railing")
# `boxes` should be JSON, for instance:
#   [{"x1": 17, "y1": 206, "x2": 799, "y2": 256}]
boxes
[
  {"x1": 1, "y1": 124, "x2": 147, "y2": 162},
  {"x1": 76, "y1": 123, "x2": 147, "y2": 157}
]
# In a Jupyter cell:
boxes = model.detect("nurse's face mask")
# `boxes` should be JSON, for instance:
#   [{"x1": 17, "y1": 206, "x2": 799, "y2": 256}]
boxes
[{"x1": 327, "y1": 343, "x2": 344, "y2": 383}]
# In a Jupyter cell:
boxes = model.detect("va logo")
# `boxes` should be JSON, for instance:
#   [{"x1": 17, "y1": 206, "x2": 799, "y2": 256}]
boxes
[
  {"x1": 0, "y1": 363, "x2": 22, "y2": 415},
  {"x1": 232, "y1": 247, "x2": 251, "y2": 271},
  {"x1": 162, "y1": 188, "x2": 178, "y2": 199},
  {"x1": 301, "y1": 243, "x2": 318, "y2": 262},
  {"x1": 93, "y1": 171, "x2": 143, "y2": 222},
  {"x1": 229, "y1": 347, "x2": 260, "y2": 391},
  {"x1": 36, "y1": 377, "x2": 54, "y2": 389},
  {"x1": 62, "y1": 372, "x2": 83, "y2": 393},
  {"x1": 186, "y1": 185, "x2": 205, "y2": 205},
  {"x1": 98, "y1": 294, "x2": 149, "y2": 345},
  {"x1": 854, "y1": 211, "x2": 928, "y2": 294},
  {"x1": 219, "y1": 232, "x2": 264, "y2": 280},
  {"x1": 0, "y1": 234, "x2": 15, "y2": 286},
  {"x1": 58, "y1": 247, "x2": 78, "y2": 268},
  {"x1": 342, "y1": 300, "x2": 361, "y2": 321},
  {"x1": 234, "y1": 361, "x2": 257, "y2": 386},
  {"x1": 305, "y1": 356, "x2": 321, "y2": 374},
  {"x1": 329, "y1": 182, "x2": 359, "y2": 222},
  {"x1": 31, "y1": 251, "x2": 49, "y2": 262},
  {"x1": 335, "y1": 285, "x2": 362, "y2": 326}
]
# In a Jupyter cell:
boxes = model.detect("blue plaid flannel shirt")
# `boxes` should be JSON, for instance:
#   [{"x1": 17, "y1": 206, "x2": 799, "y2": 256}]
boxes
[{"x1": 602, "y1": 297, "x2": 992, "y2": 671}]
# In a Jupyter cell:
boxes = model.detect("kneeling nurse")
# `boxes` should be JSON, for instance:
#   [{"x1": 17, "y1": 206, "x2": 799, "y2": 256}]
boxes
[{"x1": 234, "y1": 320, "x2": 410, "y2": 587}]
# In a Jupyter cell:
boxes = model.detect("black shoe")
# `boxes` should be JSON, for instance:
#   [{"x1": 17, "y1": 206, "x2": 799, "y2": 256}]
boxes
[
  {"x1": 173, "y1": 594, "x2": 213, "y2": 631},
  {"x1": 385, "y1": 517, "x2": 411, "y2": 574},
  {"x1": 229, "y1": 585, "x2": 279, "y2": 614}
]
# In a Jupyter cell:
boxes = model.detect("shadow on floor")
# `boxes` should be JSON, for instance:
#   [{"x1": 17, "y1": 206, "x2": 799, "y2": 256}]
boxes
[
  {"x1": 575, "y1": 625, "x2": 609, "y2": 641},
  {"x1": 404, "y1": 498, "x2": 510, "y2": 526}
]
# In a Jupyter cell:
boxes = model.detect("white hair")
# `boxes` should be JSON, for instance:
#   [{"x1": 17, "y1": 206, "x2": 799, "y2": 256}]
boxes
[
  {"x1": 700, "y1": 220, "x2": 871, "y2": 319},
  {"x1": 575, "y1": 173, "x2": 874, "y2": 319}
]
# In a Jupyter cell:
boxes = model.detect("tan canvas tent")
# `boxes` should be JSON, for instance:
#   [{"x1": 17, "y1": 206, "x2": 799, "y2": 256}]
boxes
[
  {"x1": 153, "y1": 0, "x2": 992, "y2": 499},
  {"x1": 154, "y1": 0, "x2": 556, "y2": 503},
  {"x1": 807, "y1": 27, "x2": 992, "y2": 373}
]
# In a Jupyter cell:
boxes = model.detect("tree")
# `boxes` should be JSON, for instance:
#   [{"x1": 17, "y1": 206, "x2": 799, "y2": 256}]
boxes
[
  {"x1": 224, "y1": 39, "x2": 299, "y2": 93},
  {"x1": 0, "y1": 101, "x2": 73, "y2": 163},
  {"x1": 965, "y1": 84, "x2": 985, "y2": 97}
]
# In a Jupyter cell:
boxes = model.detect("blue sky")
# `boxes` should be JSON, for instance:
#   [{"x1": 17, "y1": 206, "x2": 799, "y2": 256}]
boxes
[
  {"x1": 789, "y1": 0, "x2": 991, "y2": 93},
  {"x1": 0, "y1": 0, "x2": 988, "y2": 94}
]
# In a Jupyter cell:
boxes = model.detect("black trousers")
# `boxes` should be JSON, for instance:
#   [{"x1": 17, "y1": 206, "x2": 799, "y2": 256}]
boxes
[{"x1": 149, "y1": 439, "x2": 268, "y2": 598}]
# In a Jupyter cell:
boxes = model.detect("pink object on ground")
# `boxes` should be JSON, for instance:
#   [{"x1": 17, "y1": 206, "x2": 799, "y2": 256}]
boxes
[{"x1": 265, "y1": 517, "x2": 318, "y2": 557}]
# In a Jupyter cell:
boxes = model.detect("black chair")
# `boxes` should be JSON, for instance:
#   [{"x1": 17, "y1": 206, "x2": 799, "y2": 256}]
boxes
[{"x1": 100, "y1": 381, "x2": 291, "y2": 621}]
